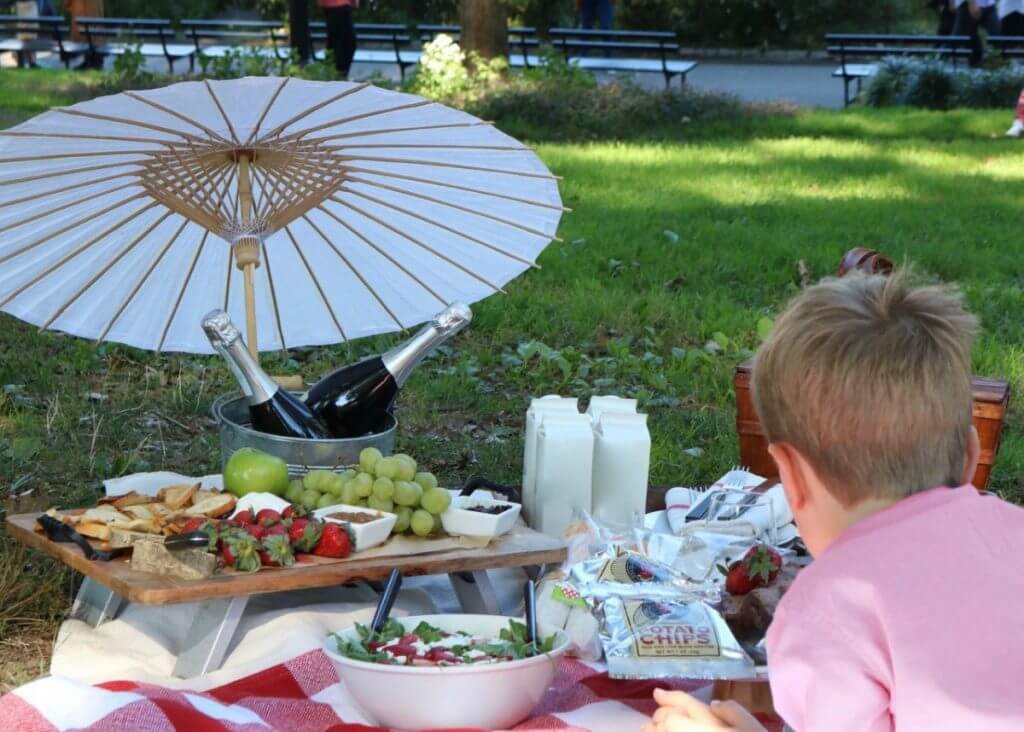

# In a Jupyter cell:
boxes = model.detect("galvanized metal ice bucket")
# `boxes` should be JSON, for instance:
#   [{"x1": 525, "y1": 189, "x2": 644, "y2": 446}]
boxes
[{"x1": 211, "y1": 393, "x2": 396, "y2": 475}]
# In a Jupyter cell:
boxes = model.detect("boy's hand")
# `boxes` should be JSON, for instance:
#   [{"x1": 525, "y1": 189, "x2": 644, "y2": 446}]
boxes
[{"x1": 642, "y1": 689, "x2": 768, "y2": 732}]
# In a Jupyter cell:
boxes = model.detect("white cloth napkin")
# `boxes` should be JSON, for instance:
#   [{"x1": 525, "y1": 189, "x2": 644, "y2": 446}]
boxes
[
  {"x1": 664, "y1": 470, "x2": 795, "y2": 542},
  {"x1": 103, "y1": 472, "x2": 223, "y2": 497}
]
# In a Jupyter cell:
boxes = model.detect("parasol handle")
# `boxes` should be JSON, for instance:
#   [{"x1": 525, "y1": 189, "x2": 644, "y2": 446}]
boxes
[
  {"x1": 232, "y1": 237, "x2": 260, "y2": 360},
  {"x1": 234, "y1": 153, "x2": 260, "y2": 360}
]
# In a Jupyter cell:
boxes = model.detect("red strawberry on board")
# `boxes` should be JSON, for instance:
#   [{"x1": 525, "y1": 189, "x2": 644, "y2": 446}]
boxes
[
  {"x1": 256, "y1": 509, "x2": 281, "y2": 528},
  {"x1": 179, "y1": 517, "x2": 219, "y2": 551},
  {"x1": 222, "y1": 535, "x2": 261, "y2": 573},
  {"x1": 718, "y1": 545, "x2": 783, "y2": 596},
  {"x1": 288, "y1": 518, "x2": 323, "y2": 553},
  {"x1": 227, "y1": 508, "x2": 256, "y2": 528},
  {"x1": 179, "y1": 517, "x2": 207, "y2": 534},
  {"x1": 313, "y1": 522, "x2": 352, "y2": 558},
  {"x1": 282, "y1": 504, "x2": 307, "y2": 520},
  {"x1": 264, "y1": 523, "x2": 288, "y2": 538},
  {"x1": 245, "y1": 524, "x2": 267, "y2": 541},
  {"x1": 259, "y1": 534, "x2": 296, "y2": 567}
]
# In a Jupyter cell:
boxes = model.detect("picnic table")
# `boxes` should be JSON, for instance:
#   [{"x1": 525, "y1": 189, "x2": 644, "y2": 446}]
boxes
[{"x1": 4, "y1": 512, "x2": 565, "y2": 678}]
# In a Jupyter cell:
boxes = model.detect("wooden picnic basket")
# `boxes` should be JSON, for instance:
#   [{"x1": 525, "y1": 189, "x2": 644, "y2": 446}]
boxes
[{"x1": 733, "y1": 248, "x2": 1010, "y2": 490}]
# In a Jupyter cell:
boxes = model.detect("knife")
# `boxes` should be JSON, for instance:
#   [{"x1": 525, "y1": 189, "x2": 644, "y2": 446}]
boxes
[{"x1": 164, "y1": 531, "x2": 213, "y2": 551}]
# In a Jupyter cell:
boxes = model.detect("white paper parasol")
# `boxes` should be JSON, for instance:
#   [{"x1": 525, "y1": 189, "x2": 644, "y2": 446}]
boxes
[{"x1": 0, "y1": 77, "x2": 564, "y2": 356}]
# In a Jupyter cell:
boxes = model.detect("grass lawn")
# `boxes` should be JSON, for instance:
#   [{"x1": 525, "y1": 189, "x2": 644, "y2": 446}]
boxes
[{"x1": 2, "y1": 70, "x2": 1024, "y2": 689}]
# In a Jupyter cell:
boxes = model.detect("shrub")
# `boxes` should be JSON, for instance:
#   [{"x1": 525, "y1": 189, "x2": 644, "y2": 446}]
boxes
[
  {"x1": 467, "y1": 72, "x2": 749, "y2": 141},
  {"x1": 107, "y1": 43, "x2": 154, "y2": 89},
  {"x1": 406, "y1": 34, "x2": 508, "y2": 103},
  {"x1": 863, "y1": 57, "x2": 1024, "y2": 109},
  {"x1": 901, "y1": 60, "x2": 959, "y2": 110},
  {"x1": 862, "y1": 56, "x2": 918, "y2": 108}
]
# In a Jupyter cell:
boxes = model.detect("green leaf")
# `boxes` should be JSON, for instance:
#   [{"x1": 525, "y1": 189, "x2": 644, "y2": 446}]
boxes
[
  {"x1": 413, "y1": 621, "x2": 444, "y2": 643},
  {"x1": 379, "y1": 618, "x2": 405, "y2": 641},
  {"x1": 507, "y1": 619, "x2": 529, "y2": 642},
  {"x1": 712, "y1": 331, "x2": 731, "y2": 349},
  {"x1": 11, "y1": 437, "x2": 40, "y2": 461},
  {"x1": 756, "y1": 316, "x2": 775, "y2": 342}
]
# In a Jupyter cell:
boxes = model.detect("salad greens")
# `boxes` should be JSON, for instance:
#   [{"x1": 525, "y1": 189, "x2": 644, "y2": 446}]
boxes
[{"x1": 331, "y1": 619, "x2": 557, "y2": 666}]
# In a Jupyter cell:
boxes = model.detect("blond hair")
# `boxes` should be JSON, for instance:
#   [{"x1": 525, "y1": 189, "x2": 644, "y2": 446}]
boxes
[{"x1": 751, "y1": 270, "x2": 978, "y2": 506}]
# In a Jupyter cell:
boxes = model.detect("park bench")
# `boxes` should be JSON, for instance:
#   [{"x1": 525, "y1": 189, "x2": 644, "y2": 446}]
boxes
[
  {"x1": 826, "y1": 33, "x2": 972, "y2": 106},
  {"x1": 306, "y1": 22, "x2": 419, "y2": 80},
  {"x1": 181, "y1": 18, "x2": 281, "y2": 63},
  {"x1": 986, "y1": 35, "x2": 1024, "y2": 60},
  {"x1": 547, "y1": 28, "x2": 697, "y2": 88},
  {"x1": 77, "y1": 17, "x2": 194, "y2": 73},
  {"x1": 0, "y1": 14, "x2": 87, "y2": 69}
]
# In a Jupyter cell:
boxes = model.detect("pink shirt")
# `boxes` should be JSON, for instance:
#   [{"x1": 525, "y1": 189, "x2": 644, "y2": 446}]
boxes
[{"x1": 766, "y1": 485, "x2": 1024, "y2": 731}]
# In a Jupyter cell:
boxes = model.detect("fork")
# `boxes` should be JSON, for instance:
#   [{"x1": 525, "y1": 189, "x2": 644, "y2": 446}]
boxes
[{"x1": 684, "y1": 465, "x2": 749, "y2": 522}]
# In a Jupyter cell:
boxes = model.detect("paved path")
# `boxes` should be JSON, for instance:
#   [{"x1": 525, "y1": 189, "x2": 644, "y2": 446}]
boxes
[{"x1": 686, "y1": 61, "x2": 841, "y2": 109}]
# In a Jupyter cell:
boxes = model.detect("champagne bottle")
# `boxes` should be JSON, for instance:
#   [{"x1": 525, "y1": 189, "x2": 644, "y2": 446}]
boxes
[
  {"x1": 305, "y1": 303, "x2": 473, "y2": 437},
  {"x1": 202, "y1": 310, "x2": 332, "y2": 440}
]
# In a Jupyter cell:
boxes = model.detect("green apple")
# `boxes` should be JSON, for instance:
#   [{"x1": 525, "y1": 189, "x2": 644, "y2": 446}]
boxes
[{"x1": 223, "y1": 447, "x2": 289, "y2": 497}]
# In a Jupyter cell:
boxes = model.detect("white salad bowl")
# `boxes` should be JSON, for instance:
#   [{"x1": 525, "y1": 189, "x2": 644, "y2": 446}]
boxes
[
  {"x1": 323, "y1": 613, "x2": 570, "y2": 731},
  {"x1": 312, "y1": 503, "x2": 396, "y2": 552}
]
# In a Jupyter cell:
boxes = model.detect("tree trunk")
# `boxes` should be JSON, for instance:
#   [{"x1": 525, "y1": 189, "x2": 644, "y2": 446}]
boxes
[
  {"x1": 290, "y1": 0, "x2": 312, "y2": 65},
  {"x1": 459, "y1": 0, "x2": 508, "y2": 59}
]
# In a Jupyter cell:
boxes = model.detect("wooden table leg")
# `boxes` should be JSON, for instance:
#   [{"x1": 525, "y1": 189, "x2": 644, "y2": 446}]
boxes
[
  {"x1": 71, "y1": 577, "x2": 124, "y2": 627},
  {"x1": 449, "y1": 571, "x2": 502, "y2": 614},
  {"x1": 712, "y1": 679, "x2": 779, "y2": 721},
  {"x1": 173, "y1": 596, "x2": 249, "y2": 678}
]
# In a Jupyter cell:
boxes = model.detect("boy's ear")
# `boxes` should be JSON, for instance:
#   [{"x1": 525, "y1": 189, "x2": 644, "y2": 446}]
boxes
[
  {"x1": 768, "y1": 441, "x2": 809, "y2": 511},
  {"x1": 961, "y1": 426, "x2": 981, "y2": 487}
]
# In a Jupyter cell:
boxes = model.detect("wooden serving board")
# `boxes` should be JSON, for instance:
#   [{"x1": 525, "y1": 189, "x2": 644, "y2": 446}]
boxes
[{"x1": 5, "y1": 513, "x2": 566, "y2": 606}]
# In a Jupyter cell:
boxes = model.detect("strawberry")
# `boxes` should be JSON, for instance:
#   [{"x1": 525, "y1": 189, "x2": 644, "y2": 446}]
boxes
[
  {"x1": 259, "y1": 534, "x2": 296, "y2": 567},
  {"x1": 227, "y1": 508, "x2": 256, "y2": 528},
  {"x1": 222, "y1": 535, "x2": 261, "y2": 573},
  {"x1": 265, "y1": 523, "x2": 287, "y2": 538},
  {"x1": 288, "y1": 518, "x2": 323, "y2": 553},
  {"x1": 244, "y1": 524, "x2": 267, "y2": 541},
  {"x1": 180, "y1": 517, "x2": 219, "y2": 551},
  {"x1": 313, "y1": 522, "x2": 352, "y2": 559},
  {"x1": 256, "y1": 509, "x2": 281, "y2": 528},
  {"x1": 179, "y1": 516, "x2": 207, "y2": 534},
  {"x1": 718, "y1": 545, "x2": 783, "y2": 595},
  {"x1": 282, "y1": 504, "x2": 307, "y2": 520}
]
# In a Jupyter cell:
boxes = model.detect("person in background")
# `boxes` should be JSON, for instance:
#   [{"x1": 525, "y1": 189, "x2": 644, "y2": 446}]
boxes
[
  {"x1": 320, "y1": 0, "x2": 358, "y2": 79},
  {"x1": 14, "y1": 0, "x2": 55, "y2": 67},
  {"x1": 68, "y1": 0, "x2": 104, "y2": 68},
  {"x1": 643, "y1": 271, "x2": 1024, "y2": 732},
  {"x1": 931, "y1": 0, "x2": 957, "y2": 34},
  {"x1": 952, "y1": 0, "x2": 1001, "y2": 66},
  {"x1": 999, "y1": 0, "x2": 1024, "y2": 34},
  {"x1": 1005, "y1": 86, "x2": 1024, "y2": 135},
  {"x1": 579, "y1": 0, "x2": 613, "y2": 30}
]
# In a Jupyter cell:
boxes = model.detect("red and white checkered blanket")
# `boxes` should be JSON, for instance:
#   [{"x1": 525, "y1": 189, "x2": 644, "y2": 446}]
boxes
[{"x1": 0, "y1": 652, "x2": 730, "y2": 732}]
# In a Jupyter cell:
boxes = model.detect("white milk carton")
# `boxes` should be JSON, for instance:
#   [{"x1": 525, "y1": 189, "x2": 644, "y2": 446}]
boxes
[
  {"x1": 522, "y1": 395, "x2": 579, "y2": 525},
  {"x1": 590, "y1": 412, "x2": 651, "y2": 528},
  {"x1": 585, "y1": 395, "x2": 638, "y2": 422},
  {"x1": 533, "y1": 413, "x2": 594, "y2": 538}
]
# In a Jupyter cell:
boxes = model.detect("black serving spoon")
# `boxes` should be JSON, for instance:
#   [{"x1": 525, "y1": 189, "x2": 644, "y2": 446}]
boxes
[
  {"x1": 460, "y1": 476, "x2": 522, "y2": 504},
  {"x1": 37, "y1": 514, "x2": 113, "y2": 561},
  {"x1": 524, "y1": 579, "x2": 538, "y2": 653},
  {"x1": 370, "y1": 568, "x2": 403, "y2": 638}
]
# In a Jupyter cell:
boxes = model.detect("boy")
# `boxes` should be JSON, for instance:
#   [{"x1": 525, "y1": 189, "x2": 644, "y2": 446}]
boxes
[{"x1": 645, "y1": 271, "x2": 1024, "y2": 731}]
